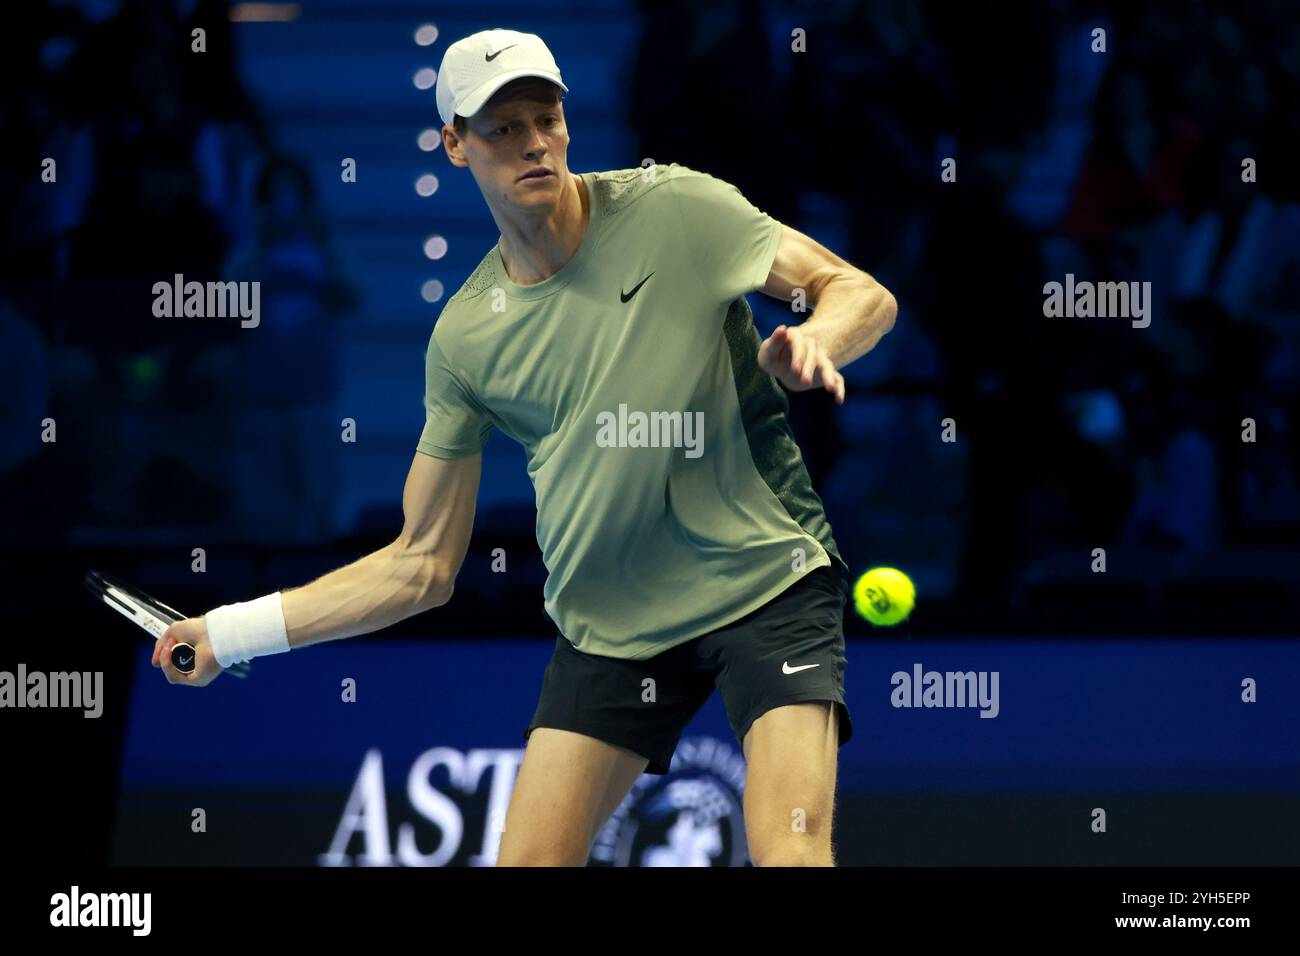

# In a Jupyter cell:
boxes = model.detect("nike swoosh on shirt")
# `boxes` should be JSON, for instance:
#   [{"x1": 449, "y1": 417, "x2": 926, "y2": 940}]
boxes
[
  {"x1": 782, "y1": 661, "x2": 821, "y2": 674},
  {"x1": 620, "y1": 272, "x2": 654, "y2": 302},
  {"x1": 486, "y1": 45, "x2": 517, "y2": 61}
]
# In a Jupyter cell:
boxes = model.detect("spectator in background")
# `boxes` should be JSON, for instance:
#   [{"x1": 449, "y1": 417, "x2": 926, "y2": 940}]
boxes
[
  {"x1": 183, "y1": 0, "x2": 273, "y2": 244},
  {"x1": 1164, "y1": 134, "x2": 1300, "y2": 323},
  {"x1": 222, "y1": 155, "x2": 357, "y2": 545},
  {"x1": 1120, "y1": 362, "x2": 1221, "y2": 554},
  {"x1": 923, "y1": 146, "x2": 1051, "y2": 611},
  {"x1": 1063, "y1": 69, "x2": 1199, "y2": 247},
  {"x1": 0, "y1": 296, "x2": 52, "y2": 543},
  {"x1": 0, "y1": 2, "x2": 97, "y2": 300},
  {"x1": 630, "y1": 0, "x2": 794, "y2": 224},
  {"x1": 1123, "y1": 421, "x2": 1219, "y2": 552},
  {"x1": 1119, "y1": 297, "x2": 1271, "y2": 555},
  {"x1": 47, "y1": 0, "x2": 241, "y2": 530}
]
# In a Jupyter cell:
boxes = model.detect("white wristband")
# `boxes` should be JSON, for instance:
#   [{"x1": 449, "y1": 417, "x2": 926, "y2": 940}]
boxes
[{"x1": 204, "y1": 592, "x2": 290, "y2": 669}]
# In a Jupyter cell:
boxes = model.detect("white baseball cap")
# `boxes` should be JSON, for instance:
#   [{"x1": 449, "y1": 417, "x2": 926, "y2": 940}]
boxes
[{"x1": 435, "y1": 29, "x2": 568, "y2": 128}]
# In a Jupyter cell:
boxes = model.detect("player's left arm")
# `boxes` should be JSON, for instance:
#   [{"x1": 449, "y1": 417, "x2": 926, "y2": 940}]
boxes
[{"x1": 757, "y1": 224, "x2": 898, "y2": 403}]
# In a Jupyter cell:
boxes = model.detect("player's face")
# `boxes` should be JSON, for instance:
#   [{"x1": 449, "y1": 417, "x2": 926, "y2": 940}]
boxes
[{"x1": 459, "y1": 96, "x2": 571, "y2": 209}]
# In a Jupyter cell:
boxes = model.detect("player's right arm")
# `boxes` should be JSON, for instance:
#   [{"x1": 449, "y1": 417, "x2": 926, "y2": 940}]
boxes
[
  {"x1": 155, "y1": 451, "x2": 481, "y2": 684},
  {"x1": 278, "y1": 450, "x2": 481, "y2": 645}
]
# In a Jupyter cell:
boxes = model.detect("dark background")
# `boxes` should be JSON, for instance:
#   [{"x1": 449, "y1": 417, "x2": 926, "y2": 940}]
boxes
[{"x1": 2, "y1": 0, "x2": 1297, "y2": 869}]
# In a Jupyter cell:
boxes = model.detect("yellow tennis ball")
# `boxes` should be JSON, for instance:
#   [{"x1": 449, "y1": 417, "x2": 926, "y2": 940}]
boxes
[{"x1": 852, "y1": 567, "x2": 915, "y2": 626}]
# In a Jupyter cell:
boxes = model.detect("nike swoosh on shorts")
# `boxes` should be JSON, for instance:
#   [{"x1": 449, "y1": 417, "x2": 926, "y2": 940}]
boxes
[{"x1": 782, "y1": 661, "x2": 821, "y2": 675}]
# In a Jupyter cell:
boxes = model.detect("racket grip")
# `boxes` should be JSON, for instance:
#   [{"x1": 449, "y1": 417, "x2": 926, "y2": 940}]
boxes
[{"x1": 170, "y1": 642, "x2": 198, "y2": 675}]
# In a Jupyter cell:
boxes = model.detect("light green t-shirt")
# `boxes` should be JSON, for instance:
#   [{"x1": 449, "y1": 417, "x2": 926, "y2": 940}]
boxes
[{"x1": 418, "y1": 163, "x2": 847, "y2": 660}]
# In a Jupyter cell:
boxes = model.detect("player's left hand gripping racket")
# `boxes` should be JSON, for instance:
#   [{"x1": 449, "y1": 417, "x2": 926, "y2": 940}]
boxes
[{"x1": 84, "y1": 570, "x2": 251, "y2": 678}]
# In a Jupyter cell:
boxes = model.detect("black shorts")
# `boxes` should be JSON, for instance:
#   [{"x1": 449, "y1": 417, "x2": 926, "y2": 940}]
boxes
[{"x1": 524, "y1": 565, "x2": 854, "y2": 774}]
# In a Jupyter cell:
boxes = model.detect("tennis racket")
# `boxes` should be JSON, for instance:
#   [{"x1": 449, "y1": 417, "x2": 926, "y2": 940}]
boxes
[{"x1": 84, "y1": 570, "x2": 251, "y2": 678}]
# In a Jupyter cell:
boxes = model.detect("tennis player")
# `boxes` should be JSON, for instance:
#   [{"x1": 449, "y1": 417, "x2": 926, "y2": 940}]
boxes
[{"x1": 156, "y1": 28, "x2": 897, "y2": 867}]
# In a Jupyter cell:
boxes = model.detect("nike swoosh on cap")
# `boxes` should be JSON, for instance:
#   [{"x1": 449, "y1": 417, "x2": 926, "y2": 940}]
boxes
[{"x1": 486, "y1": 44, "x2": 517, "y2": 61}]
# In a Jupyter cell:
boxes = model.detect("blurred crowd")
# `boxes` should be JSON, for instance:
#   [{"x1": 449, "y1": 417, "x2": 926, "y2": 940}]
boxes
[
  {"x1": 1, "y1": 0, "x2": 355, "y2": 546},
  {"x1": 632, "y1": 0, "x2": 1300, "y2": 606}
]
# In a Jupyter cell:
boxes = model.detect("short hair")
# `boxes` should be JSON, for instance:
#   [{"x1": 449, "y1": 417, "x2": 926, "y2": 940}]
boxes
[{"x1": 452, "y1": 76, "x2": 564, "y2": 134}]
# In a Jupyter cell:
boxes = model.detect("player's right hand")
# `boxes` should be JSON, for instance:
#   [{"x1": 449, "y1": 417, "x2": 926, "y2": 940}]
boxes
[{"x1": 155, "y1": 616, "x2": 223, "y2": 687}]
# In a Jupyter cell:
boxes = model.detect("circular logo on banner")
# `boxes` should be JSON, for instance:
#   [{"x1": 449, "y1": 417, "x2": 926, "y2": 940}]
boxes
[{"x1": 589, "y1": 736, "x2": 748, "y2": 867}]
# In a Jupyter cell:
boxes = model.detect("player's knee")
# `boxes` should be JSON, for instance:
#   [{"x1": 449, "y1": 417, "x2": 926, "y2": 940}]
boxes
[
  {"x1": 495, "y1": 831, "x2": 590, "y2": 867},
  {"x1": 495, "y1": 845, "x2": 588, "y2": 867},
  {"x1": 749, "y1": 838, "x2": 834, "y2": 867},
  {"x1": 748, "y1": 810, "x2": 835, "y2": 867}
]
